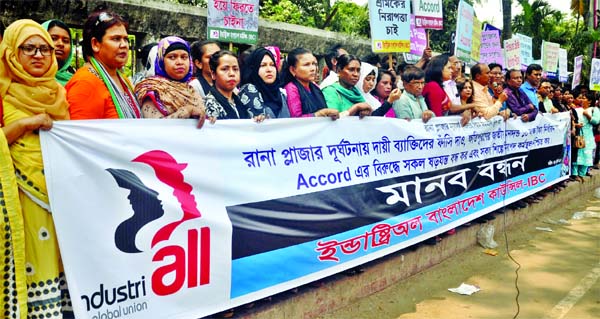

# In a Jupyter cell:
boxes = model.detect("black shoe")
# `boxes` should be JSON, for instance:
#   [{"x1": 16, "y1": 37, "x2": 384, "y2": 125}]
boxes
[
  {"x1": 508, "y1": 201, "x2": 527, "y2": 210},
  {"x1": 424, "y1": 236, "x2": 441, "y2": 245},
  {"x1": 482, "y1": 214, "x2": 496, "y2": 220}
]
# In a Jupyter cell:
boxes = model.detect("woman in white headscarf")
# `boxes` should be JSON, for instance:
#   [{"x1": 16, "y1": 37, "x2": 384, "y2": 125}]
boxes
[
  {"x1": 355, "y1": 62, "x2": 379, "y2": 108},
  {"x1": 356, "y1": 62, "x2": 400, "y2": 117}
]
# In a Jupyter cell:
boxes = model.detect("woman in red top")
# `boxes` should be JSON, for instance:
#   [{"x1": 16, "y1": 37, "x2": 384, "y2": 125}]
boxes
[{"x1": 422, "y1": 54, "x2": 452, "y2": 117}]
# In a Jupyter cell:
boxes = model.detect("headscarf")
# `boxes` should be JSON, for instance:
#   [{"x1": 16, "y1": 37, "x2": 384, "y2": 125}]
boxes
[
  {"x1": 265, "y1": 45, "x2": 281, "y2": 70},
  {"x1": 354, "y1": 62, "x2": 381, "y2": 108},
  {"x1": 41, "y1": 19, "x2": 73, "y2": 86},
  {"x1": 0, "y1": 19, "x2": 69, "y2": 120},
  {"x1": 241, "y1": 47, "x2": 283, "y2": 115},
  {"x1": 146, "y1": 45, "x2": 158, "y2": 77},
  {"x1": 154, "y1": 36, "x2": 193, "y2": 82}
]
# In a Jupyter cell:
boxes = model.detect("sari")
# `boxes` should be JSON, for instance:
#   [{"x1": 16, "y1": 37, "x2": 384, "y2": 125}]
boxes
[{"x1": 0, "y1": 19, "x2": 72, "y2": 319}]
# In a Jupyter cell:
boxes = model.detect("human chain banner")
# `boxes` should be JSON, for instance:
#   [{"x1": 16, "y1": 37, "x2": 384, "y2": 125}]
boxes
[{"x1": 41, "y1": 114, "x2": 571, "y2": 319}]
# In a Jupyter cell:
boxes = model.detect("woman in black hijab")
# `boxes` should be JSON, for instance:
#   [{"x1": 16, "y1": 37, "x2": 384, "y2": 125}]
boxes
[{"x1": 239, "y1": 47, "x2": 289, "y2": 118}]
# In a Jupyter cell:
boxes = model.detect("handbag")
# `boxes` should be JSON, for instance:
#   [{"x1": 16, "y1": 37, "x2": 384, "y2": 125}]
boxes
[{"x1": 574, "y1": 134, "x2": 586, "y2": 149}]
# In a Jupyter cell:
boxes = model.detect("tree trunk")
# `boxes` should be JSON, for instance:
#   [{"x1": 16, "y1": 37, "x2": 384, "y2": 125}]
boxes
[
  {"x1": 575, "y1": 13, "x2": 580, "y2": 36},
  {"x1": 502, "y1": 0, "x2": 512, "y2": 41}
]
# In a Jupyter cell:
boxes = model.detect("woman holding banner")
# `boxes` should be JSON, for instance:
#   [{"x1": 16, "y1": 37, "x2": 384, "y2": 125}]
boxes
[
  {"x1": 371, "y1": 69, "x2": 400, "y2": 117},
  {"x1": 0, "y1": 19, "x2": 72, "y2": 318},
  {"x1": 204, "y1": 50, "x2": 249, "y2": 120},
  {"x1": 282, "y1": 48, "x2": 339, "y2": 119},
  {"x1": 321, "y1": 54, "x2": 373, "y2": 117},
  {"x1": 238, "y1": 47, "x2": 289, "y2": 118}
]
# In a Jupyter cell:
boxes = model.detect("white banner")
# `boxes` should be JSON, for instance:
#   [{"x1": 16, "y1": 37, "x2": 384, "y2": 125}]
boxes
[
  {"x1": 573, "y1": 55, "x2": 583, "y2": 89},
  {"x1": 41, "y1": 115, "x2": 570, "y2": 318},
  {"x1": 558, "y1": 48, "x2": 568, "y2": 83}
]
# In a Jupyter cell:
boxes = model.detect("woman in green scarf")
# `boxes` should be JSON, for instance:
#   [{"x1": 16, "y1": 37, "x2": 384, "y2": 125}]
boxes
[
  {"x1": 322, "y1": 54, "x2": 373, "y2": 117},
  {"x1": 41, "y1": 19, "x2": 74, "y2": 85}
]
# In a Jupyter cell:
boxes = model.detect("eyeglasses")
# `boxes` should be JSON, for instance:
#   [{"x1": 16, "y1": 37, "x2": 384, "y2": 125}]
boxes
[
  {"x1": 95, "y1": 12, "x2": 114, "y2": 26},
  {"x1": 18, "y1": 45, "x2": 54, "y2": 56},
  {"x1": 409, "y1": 80, "x2": 425, "y2": 86}
]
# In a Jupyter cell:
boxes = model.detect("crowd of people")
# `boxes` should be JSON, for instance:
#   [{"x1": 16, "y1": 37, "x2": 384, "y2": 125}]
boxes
[{"x1": 1, "y1": 9, "x2": 599, "y2": 319}]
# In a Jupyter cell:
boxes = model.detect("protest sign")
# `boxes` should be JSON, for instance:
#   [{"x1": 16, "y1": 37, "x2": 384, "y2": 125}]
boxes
[
  {"x1": 369, "y1": 0, "x2": 411, "y2": 52},
  {"x1": 207, "y1": 0, "x2": 259, "y2": 44},
  {"x1": 541, "y1": 41, "x2": 560, "y2": 73},
  {"x1": 411, "y1": 0, "x2": 443, "y2": 29},
  {"x1": 410, "y1": 14, "x2": 428, "y2": 56},
  {"x1": 504, "y1": 38, "x2": 521, "y2": 70},
  {"x1": 572, "y1": 55, "x2": 583, "y2": 90},
  {"x1": 516, "y1": 33, "x2": 533, "y2": 68},
  {"x1": 471, "y1": 16, "x2": 482, "y2": 63},
  {"x1": 590, "y1": 58, "x2": 600, "y2": 91},
  {"x1": 558, "y1": 48, "x2": 568, "y2": 83},
  {"x1": 454, "y1": 0, "x2": 474, "y2": 62},
  {"x1": 479, "y1": 30, "x2": 503, "y2": 65}
]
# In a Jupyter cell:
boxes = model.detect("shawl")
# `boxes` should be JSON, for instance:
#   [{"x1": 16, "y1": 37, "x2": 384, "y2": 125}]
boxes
[
  {"x1": 0, "y1": 19, "x2": 69, "y2": 121},
  {"x1": 0, "y1": 131, "x2": 27, "y2": 319},
  {"x1": 41, "y1": 19, "x2": 73, "y2": 86},
  {"x1": 90, "y1": 56, "x2": 141, "y2": 118},
  {"x1": 240, "y1": 47, "x2": 283, "y2": 115},
  {"x1": 208, "y1": 86, "x2": 249, "y2": 119},
  {"x1": 154, "y1": 36, "x2": 193, "y2": 82},
  {"x1": 323, "y1": 82, "x2": 366, "y2": 112},
  {"x1": 291, "y1": 79, "x2": 327, "y2": 114},
  {"x1": 134, "y1": 76, "x2": 202, "y2": 117}
]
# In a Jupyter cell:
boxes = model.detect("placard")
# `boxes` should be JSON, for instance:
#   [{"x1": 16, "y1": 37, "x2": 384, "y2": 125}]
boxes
[{"x1": 207, "y1": 0, "x2": 259, "y2": 44}]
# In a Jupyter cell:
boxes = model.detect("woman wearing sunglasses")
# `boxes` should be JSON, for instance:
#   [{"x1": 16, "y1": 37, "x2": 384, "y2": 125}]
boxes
[{"x1": 66, "y1": 10, "x2": 142, "y2": 119}]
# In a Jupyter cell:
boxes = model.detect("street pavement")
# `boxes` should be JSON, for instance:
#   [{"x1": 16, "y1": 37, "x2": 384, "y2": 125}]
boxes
[{"x1": 319, "y1": 189, "x2": 600, "y2": 319}]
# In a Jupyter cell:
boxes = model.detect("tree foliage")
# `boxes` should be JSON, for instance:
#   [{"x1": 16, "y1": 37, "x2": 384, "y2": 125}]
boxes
[
  {"x1": 511, "y1": 0, "x2": 599, "y2": 73},
  {"x1": 428, "y1": 0, "x2": 460, "y2": 53},
  {"x1": 512, "y1": 0, "x2": 563, "y2": 58},
  {"x1": 259, "y1": 0, "x2": 304, "y2": 25},
  {"x1": 260, "y1": 0, "x2": 369, "y2": 36},
  {"x1": 327, "y1": 2, "x2": 370, "y2": 37}
]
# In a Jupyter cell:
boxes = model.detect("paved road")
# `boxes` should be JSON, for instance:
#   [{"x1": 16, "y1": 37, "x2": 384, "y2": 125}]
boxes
[{"x1": 319, "y1": 190, "x2": 600, "y2": 319}]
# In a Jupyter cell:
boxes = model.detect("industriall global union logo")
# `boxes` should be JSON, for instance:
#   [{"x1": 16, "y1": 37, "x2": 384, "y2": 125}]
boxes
[{"x1": 80, "y1": 150, "x2": 210, "y2": 319}]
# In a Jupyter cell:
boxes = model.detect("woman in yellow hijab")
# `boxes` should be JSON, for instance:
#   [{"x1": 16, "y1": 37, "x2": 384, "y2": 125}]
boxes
[{"x1": 0, "y1": 19, "x2": 71, "y2": 319}]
